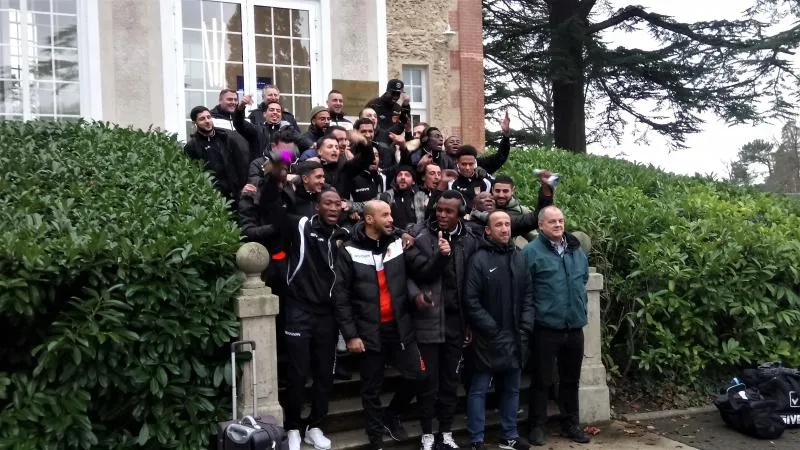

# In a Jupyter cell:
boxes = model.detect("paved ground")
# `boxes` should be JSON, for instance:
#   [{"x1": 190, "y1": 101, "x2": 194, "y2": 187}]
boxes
[{"x1": 639, "y1": 411, "x2": 800, "y2": 450}]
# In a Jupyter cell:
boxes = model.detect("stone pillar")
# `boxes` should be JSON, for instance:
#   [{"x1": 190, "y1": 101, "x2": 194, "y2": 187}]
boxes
[
  {"x1": 579, "y1": 267, "x2": 611, "y2": 423},
  {"x1": 234, "y1": 243, "x2": 283, "y2": 423}
]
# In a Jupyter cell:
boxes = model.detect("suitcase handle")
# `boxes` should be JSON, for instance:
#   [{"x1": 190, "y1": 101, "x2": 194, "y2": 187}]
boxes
[
  {"x1": 241, "y1": 415, "x2": 262, "y2": 429},
  {"x1": 225, "y1": 423, "x2": 255, "y2": 444},
  {"x1": 230, "y1": 340, "x2": 258, "y2": 420}
]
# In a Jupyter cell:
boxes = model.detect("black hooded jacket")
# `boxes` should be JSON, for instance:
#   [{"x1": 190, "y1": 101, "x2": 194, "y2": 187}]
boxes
[
  {"x1": 232, "y1": 106, "x2": 293, "y2": 162},
  {"x1": 366, "y1": 93, "x2": 411, "y2": 132},
  {"x1": 463, "y1": 238, "x2": 535, "y2": 371},
  {"x1": 333, "y1": 222, "x2": 445, "y2": 351},
  {"x1": 248, "y1": 102, "x2": 300, "y2": 132},
  {"x1": 408, "y1": 220, "x2": 482, "y2": 344},
  {"x1": 183, "y1": 128, "x2": 249, "y2": 205},
  {"x1": 320, "y1": 139, "x2": 374, "y2": 198}
]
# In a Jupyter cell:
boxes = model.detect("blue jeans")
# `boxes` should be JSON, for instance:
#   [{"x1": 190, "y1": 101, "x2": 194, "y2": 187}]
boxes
[{"x1": 466, "y1": 369, "x2": 521, "y2": 443}]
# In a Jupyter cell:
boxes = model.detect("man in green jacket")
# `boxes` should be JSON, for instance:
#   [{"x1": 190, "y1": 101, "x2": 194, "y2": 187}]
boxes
[{"x1": 522, "y1": 206, "x2": 591, "y2": 446}]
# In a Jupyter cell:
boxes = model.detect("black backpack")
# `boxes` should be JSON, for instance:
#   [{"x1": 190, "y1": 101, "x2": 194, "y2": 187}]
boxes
[
  {"x1": 714, "y1": 383, "x2": 785, "y2": 439},
  {"x1": 740, "y1": 362, "x2": 800, "y2": 427}
]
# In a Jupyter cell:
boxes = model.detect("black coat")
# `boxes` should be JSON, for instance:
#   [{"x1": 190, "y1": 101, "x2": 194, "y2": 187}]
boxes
[
  {"x1": 449, "y1": 172, "x2": 493, "y2": 207},
  {"x1": 248, "y1": 102, "x2": 300, "y2": 133},
  {"x1": 183, "y1": 128, "x2": 249, "y2": 205},
  {"x1": 233, "y1": 106, "x2": 293, "y2": 162},
  {"x1": 366, "y1": 94, "x2": 410, "y2": 133},
  {"x1": 409, "y1": 221, "x2": 482, "y2": 344},
  {"x1": 350, "y1": 170, "x2": 388, "y2": 202},
  {"x1": 298, "y1": 125, "x2": 325, "y2": 152},
  {"x1": 333, "y1": 223, "x2": 445, "y2": 351},
  {"x1": 320, "y1": 140, "x2": 374, "y2": 198},
  {"x1": 463, "y1": 239, "x2": 535, "y2": 371},
  {"x1": 237, "y1": 177, "x2": 283, "y2": 256}
]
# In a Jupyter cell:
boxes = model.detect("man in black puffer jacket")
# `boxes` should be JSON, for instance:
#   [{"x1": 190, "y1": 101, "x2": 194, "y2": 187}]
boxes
[
  {"x1": 233, "y1": 95, "x2": 296, "y2": 162},
  {"x1": 404, "y1": 190, "x2": 482, "y2": 450},
  {"x1": 463, "y1": 210, "x2": 535, "y2": 450},
  {"x1": 333, "y1": 200, "x2": 449, "y2": 450}
]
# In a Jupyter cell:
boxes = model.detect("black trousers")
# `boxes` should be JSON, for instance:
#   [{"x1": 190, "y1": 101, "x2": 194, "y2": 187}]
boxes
[
  {"x1": 417, "y1": 314, "x2": 463, "y2": 434},
  {"x1": 360, "y1": 325, "x2": 426, "y2": 445},
  {"x1": 282, "y1": 305, "x2": 337, "y2": 432},
  {"x1": 528, "y1": 326, "x2": 584, "y2": 428}
]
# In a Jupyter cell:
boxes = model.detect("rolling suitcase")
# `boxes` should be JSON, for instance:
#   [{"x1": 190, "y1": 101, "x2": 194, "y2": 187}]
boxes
[{"x1": 215, "y1": 340, "x2": 288, "y2": 450}]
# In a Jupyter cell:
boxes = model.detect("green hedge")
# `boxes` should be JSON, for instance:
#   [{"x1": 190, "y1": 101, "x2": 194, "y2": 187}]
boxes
[
  {"x1": 0, "y1": 121, "x2": 242, "y2": 449},
  {"x1": 504, "y1": 148, "x2": 800, "y2": 384}
]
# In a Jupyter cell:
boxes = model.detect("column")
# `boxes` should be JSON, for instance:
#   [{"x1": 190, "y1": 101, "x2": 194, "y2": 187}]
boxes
[
  {"x1": 579, "y1": 267, "x2": 611, "y2": 423},
  {"x1": 234, "y1": 242, "x2": 283, "y2": 423}
]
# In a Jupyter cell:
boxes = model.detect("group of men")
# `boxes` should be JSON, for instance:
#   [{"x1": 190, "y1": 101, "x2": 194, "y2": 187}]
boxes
[{"x1": 184, "y1": 80, "x2": 592, "y2": 450}]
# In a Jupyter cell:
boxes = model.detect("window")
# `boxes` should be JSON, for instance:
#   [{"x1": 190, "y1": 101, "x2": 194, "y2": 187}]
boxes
[
  {"x1": 176, "y1": 0, "x2": 318, "y2": 139},
  {"x1": 402, "y1": 65, "x2": 427, "y2": 127},
  {"x1": 0, "y1": 0, "x2": 99, "y2": 121}
]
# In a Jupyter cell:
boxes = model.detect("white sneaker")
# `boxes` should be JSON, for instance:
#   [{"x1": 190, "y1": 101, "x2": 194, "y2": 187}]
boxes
[
  {"x1": 421, "y1": 433, "x2": 435, "y2": 450},
  {"x1": 441, "y1": 432, "x2": 460, "y2": 449},
  {"x1": 288, "y1": 429, "x2": 301, "y2": 450},
  {"x1": 304, "y1": 426, "x2": 332, "y2": 450}
]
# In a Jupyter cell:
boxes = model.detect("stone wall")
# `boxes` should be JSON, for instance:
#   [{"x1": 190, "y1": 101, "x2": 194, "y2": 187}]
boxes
[
  {"x1": 386, "y1": 0, "x2": 485, "y2": 148},
  {"x1": 98, "y1": 0, "x2": 166, "y2": 130}
]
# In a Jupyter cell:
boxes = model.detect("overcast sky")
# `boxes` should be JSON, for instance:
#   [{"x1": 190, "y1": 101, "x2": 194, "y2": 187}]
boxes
[{"x1": 587, "y1": 0, "x2": 800, "y2": 179}]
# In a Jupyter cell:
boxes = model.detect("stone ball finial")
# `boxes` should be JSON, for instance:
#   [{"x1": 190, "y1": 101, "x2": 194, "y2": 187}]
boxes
[
  {"x1": 572, "y1": 231, "x2": 592, "y2": 253},
  {"x1": 236, "y1": 242, "x2": 270, "y2": 275}
]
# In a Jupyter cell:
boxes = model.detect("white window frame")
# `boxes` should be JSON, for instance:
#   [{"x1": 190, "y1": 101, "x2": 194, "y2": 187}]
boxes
[
  {"x1": 401, "y1": 65, "x2": 428, "y2": 125},
  {"x1": 161, "y1": 0, "x2": 330, "y2": 141},
  {"x1": 0, "y1": 0, "x2": 102, "y2": 120}
]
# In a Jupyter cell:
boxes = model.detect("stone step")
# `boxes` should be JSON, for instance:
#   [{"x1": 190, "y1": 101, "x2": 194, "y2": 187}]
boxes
[{"x1": 320, "y1": 375, "x2": 533, "y2": 434}]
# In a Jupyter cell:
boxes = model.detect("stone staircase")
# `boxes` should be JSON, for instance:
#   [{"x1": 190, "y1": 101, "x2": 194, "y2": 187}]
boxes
[{"x1": 282, "y1": 356, "x2": 551, "y2": 450}]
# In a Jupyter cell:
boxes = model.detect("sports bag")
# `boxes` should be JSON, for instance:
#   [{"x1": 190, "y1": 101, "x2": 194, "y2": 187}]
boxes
[
  {"x1": 740, "y1": 362, "x2": 800, "y2": 427},
  {"x1": 714, "y1": 382, "x2": 785, "y2": 439}
]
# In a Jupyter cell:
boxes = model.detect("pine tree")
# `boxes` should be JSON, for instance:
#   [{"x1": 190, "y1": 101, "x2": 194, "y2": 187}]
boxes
[{"x1": 484, "y1": 0, "x2": 800, "y2": 153}]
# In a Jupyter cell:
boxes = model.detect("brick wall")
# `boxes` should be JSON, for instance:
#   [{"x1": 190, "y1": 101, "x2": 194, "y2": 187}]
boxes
[{"x1": 387, "y1": 0, "x2": 485, "y2": 149}]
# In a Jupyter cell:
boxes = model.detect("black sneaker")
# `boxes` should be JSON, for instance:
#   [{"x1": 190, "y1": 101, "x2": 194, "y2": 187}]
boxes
[
  {"x1": 382, "y1": 413, "x2": 408, "y2": 441},
  {"x1": 498, "y1": 438, "x2": 528, "y2": 450},
  {"x1": 469, "y1": 442, "x2": 485, "y2": 450},
  {"x1": 528, "y1": 427, "x2": 546, "y2": 446},
  {"x1": 562, "y1": 425, "x2": 590, "y2": 444}
]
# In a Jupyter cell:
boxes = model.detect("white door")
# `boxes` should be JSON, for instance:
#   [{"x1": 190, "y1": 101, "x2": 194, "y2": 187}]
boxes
[{"x1": 176, "y1": 0, "x2": 320, "y2": 139}]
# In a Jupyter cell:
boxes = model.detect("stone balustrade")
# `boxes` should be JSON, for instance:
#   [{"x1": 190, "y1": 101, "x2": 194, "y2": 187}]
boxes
[{"x1": 232, "y1": 230, "x2": 610, "y2": 425}]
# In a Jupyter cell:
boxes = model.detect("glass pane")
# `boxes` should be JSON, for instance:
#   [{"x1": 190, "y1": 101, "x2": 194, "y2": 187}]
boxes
[
  {"x1": 253, "y1": 6, "x2": 272, "y2": 35},
  {"x1": 221, "y1": 2, "x2": 241, "y2": 33},
  {"x1": 205, "y1": 91, "x2": 218, "y2": 109},
  {"x1": 184, "y1": 60, "x2": 204, "y2": 89},
  {"x1": 254, "y1": 35, "x2": 272, "y2": 64},
  {"x1": 185, "y1": 121, "x2": 195, "y2": 137},
  {"x1": 54, "y1": 48, "x2": 78, "y2": 81},
  {"x1": 182, "y1": 0, "x2": 202, "y2": 29},
  {"x1": 226, "y1": 33, "x2": 242, "y2": 61},
  {"x1": 255, "y1": 64, "x2": 274, "y2": 85},
  {"x1": 54, "y1": 0, "x2": 77, "y2": 14},
  {"x1": 412, "y1": 87, "x2": 422, "y2": 102},
  {"x1": 53, "y1": 14, "x2": 77, "y2": 47},
  {"x1": 0, "y1": 79, "x2": 22, "y2": 115},
  {"x1": 31, "y1": 48, "x2": 54, "y2": 81},
  {"x1": 183, "y1": 30, "x2": 203, "y2": 60},
  {"x1": 201, "y1": 0, "x2": 223, "y2": 27},
  {"x1": 402, "y1": 70, "x2": 411, "y2": 85},
  {"x1": 293, "y1": 39, "x2": 310, "y2": 67},
  {"x1": 55, "y1": 81, "x2": 79, "y2": 115},
  {"x1": 185, "y1": 90, "x2": 205, "y2": 116},
  {"x1": 293, "y1": 68, "x2": 310, "y2": 95},
  {"x1": 1, "y1": 1, "x2": 21, "y2": 10},
  {"x1": 412, "y1": 69, "x2": 421, "y2": 85},
  {"x1": 224, "y1": 62, "x2": 242, "y2": 91},
  {"x1": 273, "y1": 8, "x2": 290, "y2": 37},
  {"x1": 33, "y1": 13, "x2": 53, "y2": 46},
  {"x1": 292, "y1": 9, "x2": 309, "y2": 39},
  {"x1": 275, "y1": 67, "x2": 291, "y2": 95},
  {"x1": 29, "y1": 0, "x2": 52, "y2": 12},
  {"x1": 31, "y1": 81, "x2": 54, "y2": 115},
  {"x1": 294, "y1": 96, "x2": 311, "y2": 124},
  {"x1": 274, "y1": 38, "x2": 291, "y2": 65}
]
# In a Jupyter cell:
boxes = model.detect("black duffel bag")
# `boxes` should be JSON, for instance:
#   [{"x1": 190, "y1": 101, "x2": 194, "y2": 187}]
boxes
[
  {"x1": 741, "y1": 362, "x2": 800, "y2": 427},
  {"x1": 714, "y1": 383, "x2": 785, "y2": 439}
]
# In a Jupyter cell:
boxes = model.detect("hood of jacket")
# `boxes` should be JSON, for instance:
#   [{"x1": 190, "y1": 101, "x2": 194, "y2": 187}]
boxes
[
  {"x1": 210, "y1": 104, "x2": 233, "y2": 119},
  {"x1": 350, "y1": 221, "x2": 395, "y2": 254}
]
